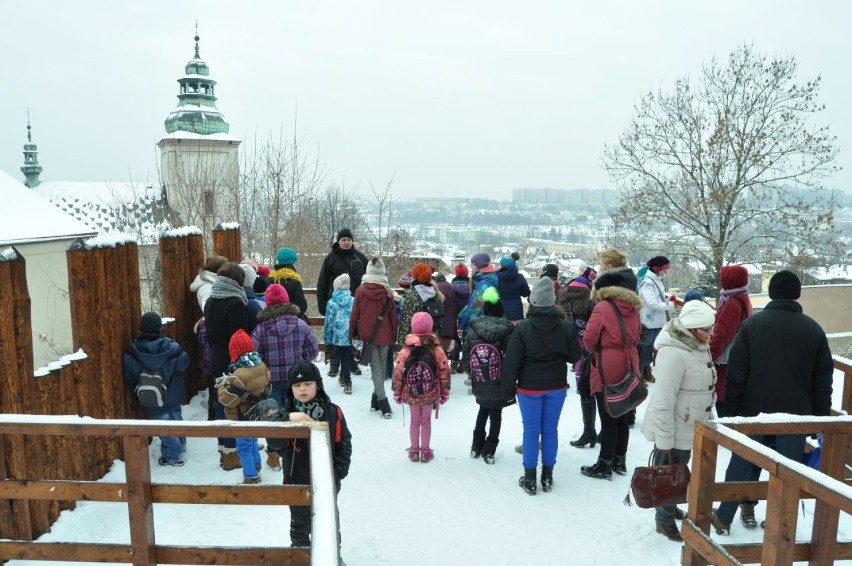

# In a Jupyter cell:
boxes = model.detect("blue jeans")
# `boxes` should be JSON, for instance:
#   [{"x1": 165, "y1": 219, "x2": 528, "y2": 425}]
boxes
[
  {"x1": 517, "y1": 389, "x2": 567, "y2": 469},
  {"x1": 236, "y1": 436, "x2": 262, "y2": 478},
  {"x1": 715, "y1": 434, "x2": 806, "y2": 525},
  {"x1": 639, "y1": 327, "x2": 661, "y2": 371},
  {"x1": 151, "y1": 407, "x2": 184, "y2": 462}
]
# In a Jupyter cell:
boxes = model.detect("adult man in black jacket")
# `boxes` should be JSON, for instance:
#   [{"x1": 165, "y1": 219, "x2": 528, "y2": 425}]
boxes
[
  {"x1": 316, "y1": 228, "x2": 368, "y2": 376},
  {"x1": 712, "y1": 270, "x2": 833, "y2": 535}
]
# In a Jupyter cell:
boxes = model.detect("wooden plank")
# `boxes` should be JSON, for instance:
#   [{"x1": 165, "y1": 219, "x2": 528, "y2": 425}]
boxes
[
  {"x1": 5, "y1": 435, "x2": 34, "y2": 541},
  {"x1": 761, "y1": 474, "x2": 800, "y2": 565},
  {"x1": 680, "y1": 519, "x2": 740, "y2": 566},
  {"x1": 0, "y1": 420, "x2": 313, "y2": 439},
  {"x1": 725, "y1": 419, "x2": 852, "y2": 436},
  {"x1": 810, "y1": 432, "x2": 847, "y2": 565},
  {"x1": 702, "y1": 422, "x2": 781, "y2": 475},
  {"x1": 682, "y1": 423, "x2": 718, "y2": 566},
  {"x1": 123, "y1": 436, "x2": 156, "y2": 566},
  {"x1": 726, "y1": 542, "x2": 815, "y2": 562},
  {"x1": 0, "y1": 542, "x2": 310, "y2": 565},
  {"x1": 0, "y1": 436, "x2": 16, "y2": 540}
]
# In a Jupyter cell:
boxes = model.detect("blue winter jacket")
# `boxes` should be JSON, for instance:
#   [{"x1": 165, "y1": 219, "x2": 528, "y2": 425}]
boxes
[
  {"x1": 496, "y1": 264, "x2": 531, "y2": 322},
  {"x1": 244, "y1": 287, "x2": 264, "y2": 333},
  {"x1": 123, "y1": 335, "x2": 190, "y2": 416},
  {"x1": 324, "y1": 289, "x2": 354, "y2": 346}
]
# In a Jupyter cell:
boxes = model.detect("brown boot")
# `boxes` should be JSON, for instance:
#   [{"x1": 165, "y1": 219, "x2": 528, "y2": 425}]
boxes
[
  {"x1": 220, "y1": 450, "x2": 241, "y2": 471},
  {"x1": 656, "y1": 523, "x2": 683, "y2": 542},
  {"x1": 266, "y1": 450, "x2": 281, "y2": 471},
  {"x1": 242, "y1": 475, "x2": 262, "y2": 485},
  {"x1": 642, "y1": 366, "x2": 656, "y2": 383}
]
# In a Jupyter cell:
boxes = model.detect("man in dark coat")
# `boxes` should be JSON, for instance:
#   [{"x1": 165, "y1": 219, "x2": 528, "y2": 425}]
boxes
[
  {"x1": 317, "y1": 228, "x2": 368, "y2": 376},
  {"x1": 712, "y1": 270, "x2": 833, "y2": 535}
]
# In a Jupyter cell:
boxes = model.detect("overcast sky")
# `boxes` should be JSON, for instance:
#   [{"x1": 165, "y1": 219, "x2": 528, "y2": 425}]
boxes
[{"x1": 1, "y1": 1, "x2": 850, "y2": 200}]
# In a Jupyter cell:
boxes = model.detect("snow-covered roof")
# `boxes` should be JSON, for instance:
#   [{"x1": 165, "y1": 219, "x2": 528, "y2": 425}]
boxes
[
  {"x1": 806, "y1": 264, "x2": 852, "y2": 281},
  {"x1": 0, "y1": 169, "x2": 96, "y2": 245},
  {"x1": 158, "y1": 130, "x2": 241, "y2": 142},
  {"x1": 35, "y1": 180, "x2": 170, "y2": 245}
]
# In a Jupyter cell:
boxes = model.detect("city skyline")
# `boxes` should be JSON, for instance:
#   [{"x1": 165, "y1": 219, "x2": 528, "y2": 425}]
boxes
[{"x1": 1, "y1": 1, "x2": 850, "y2": 199}]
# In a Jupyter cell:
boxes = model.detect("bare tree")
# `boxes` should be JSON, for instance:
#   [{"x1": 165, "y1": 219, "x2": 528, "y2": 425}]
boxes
[{"x1": 603, "y1": 44, "x2": 842, "y2": 287}]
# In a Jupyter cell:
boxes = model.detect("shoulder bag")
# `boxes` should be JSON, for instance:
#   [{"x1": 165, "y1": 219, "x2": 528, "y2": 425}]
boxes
[
  {"x1": 353, "y1": 295, "x2": 392, "y2": 367},
  {"x1": 599, "y1": 299, "x2": 647, "y2": 417},
  {"x1": 626, "y1": 449, "x2": 691, "y2": 508}
]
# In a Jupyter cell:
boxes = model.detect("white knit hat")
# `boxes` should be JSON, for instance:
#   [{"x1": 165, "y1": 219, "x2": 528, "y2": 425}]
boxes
[
  {"x1": 366, "y1": 257, "x2": 385, "y2": 277},
  {"x1": 239, "y1": 264, "x2": 257, "y2": 289},
  {"x1": 678, "y1": 301, "x2": 715, "y2": 329},
  {"x1": 333, "y1": 273, "x2": 351, "y2": 291}
]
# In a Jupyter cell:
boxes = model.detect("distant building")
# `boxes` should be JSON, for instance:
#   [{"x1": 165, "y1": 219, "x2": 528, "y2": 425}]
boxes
[{"x1": 512, "y1": 188, "x2": 617, "y2": 205}]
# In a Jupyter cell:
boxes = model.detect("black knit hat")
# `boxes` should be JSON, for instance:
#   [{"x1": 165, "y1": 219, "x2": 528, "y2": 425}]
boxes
[
  {"x1": 646, "y1": 256, "x2": 671, "y2": 273},
  {"x1": 594, "y1": 268, "x2": 638, "y2": 293},
  {"x1": 139, "y1": 312, "x2": 162, "y2": 335},
  {"x1": 541, "y1": 264, "x2": 558, "y2": 278},
  {"x1": 768, "y1": 270, "x2": 801, "y2": 300},
  {"x1": 288, "y1": 361, "x2": 324, "y2": 390},
  {"x1": 336, "y1": 228, "x2": 353, "y2": 242}
]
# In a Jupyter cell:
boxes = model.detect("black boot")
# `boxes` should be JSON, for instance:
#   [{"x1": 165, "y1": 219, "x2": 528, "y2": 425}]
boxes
[
  {"x1": 541, "y1": 465, "x2": 554, "y2": 492},
  {"x1": 481, "y1": 439, "x2": 499, "y2": 465},
  {"x1": 518, "y1": 468, "x2": 537, "y2": 495},
  {"x1": 370, "y1": 393, "x2": 379, "y2": 412},
  {"x1": 470, "y1": 430, "x2": 486, "y2": 459},
  {"x1": 570, "y1": 396, "x2": 598, "y2": 448},
  {"x1": 377, "y1": 397, "x2": 392, "y2": 419},
  {"x1": 612, "y1": 453, "x2": 627, "y2": 476},
  {"x1": 581, "y1": 458, "x2": 613, "y2": 480}
]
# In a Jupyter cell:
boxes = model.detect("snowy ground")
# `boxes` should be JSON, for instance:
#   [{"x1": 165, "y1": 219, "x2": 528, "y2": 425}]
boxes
[{"x1": 7, "y1": 367, "x2": 851, "y2": 566}]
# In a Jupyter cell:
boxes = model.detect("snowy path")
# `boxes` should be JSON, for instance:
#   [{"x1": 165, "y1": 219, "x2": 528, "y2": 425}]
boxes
[{"x1": 8, "y1": 367, "x2": 851, "y2": 566}]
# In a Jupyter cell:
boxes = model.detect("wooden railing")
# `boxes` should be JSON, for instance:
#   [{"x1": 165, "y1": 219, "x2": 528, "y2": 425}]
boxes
[
  {"x1": 681, "y1": 417, "x2": 852, "y2": 566},
  {"x1": 0, "y1": 416, "x2": 339, "y2": 566}
]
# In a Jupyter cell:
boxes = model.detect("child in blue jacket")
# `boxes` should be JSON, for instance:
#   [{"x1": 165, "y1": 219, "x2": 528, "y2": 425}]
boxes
[{"x1": 324, "y1": 274, "x2": 354, "y2": 394}]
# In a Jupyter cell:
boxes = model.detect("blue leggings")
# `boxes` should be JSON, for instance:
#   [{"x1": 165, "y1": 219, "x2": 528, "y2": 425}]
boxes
[{"x1": 517, "y1": 389, "x2": 567, "y2": 469}]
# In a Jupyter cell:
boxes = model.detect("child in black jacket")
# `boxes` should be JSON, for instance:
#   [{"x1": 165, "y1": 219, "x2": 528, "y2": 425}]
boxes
[{"x1": 281, "y1": 361, "x2": 352, "y2": 548}]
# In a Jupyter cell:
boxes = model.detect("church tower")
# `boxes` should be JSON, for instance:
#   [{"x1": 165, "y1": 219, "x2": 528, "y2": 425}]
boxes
[
  {"x1": 158, "y1": 28, "x2": 241, "y2": 241},
  {"x1": 21, "y1": 116, "x2": 43, "y2": 188}
]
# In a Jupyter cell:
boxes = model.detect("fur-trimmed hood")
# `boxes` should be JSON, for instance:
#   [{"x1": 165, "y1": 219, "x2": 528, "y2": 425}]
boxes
[
  {"x1": 591, "y1": 285, "x2": 642, "y2": 308},
  {"x1": 656, "y1": 318, "x2": 709, "y2": 352},
  {"x1": 256, "y1": 302, "x2": 302, "y2": 323}
]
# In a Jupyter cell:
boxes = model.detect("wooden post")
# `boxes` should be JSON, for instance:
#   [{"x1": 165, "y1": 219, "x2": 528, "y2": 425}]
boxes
[
  {"x1": 124, "y1": 435, "x2": 156, "y2": 566},
  {"x1": 0, "y1": 246, "x2": 34, "y2": 541},
  {"x1": 809, "y1": 431, "x2": 847, "y2": 565},
  {"x1": 761, "y1": 472, "x2": 800, "y2": 565},
  {"x1": 212, "y1": 223, "x2": 241, "y2": 262},
  {"x1": 682, "y1": 422, "x2": 718, "y2": 566},
  {"x1": 160, "y1": 230, "x2": 205, "y2": 397}
]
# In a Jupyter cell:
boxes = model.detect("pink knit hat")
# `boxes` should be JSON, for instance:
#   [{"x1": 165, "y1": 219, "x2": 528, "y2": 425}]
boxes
[
  {"x1": 265, "y1": 283, "x2": 290, "y2": 306},
  {"x1": 411, "y1": 312, "x2": 433, "y2": 335}
]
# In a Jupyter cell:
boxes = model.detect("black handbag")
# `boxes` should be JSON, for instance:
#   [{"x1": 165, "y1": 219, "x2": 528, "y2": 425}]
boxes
[
  {"x1": 353, "y1": 295, "x2": 391, "y2": 366},
  {"x1": 599, "y1": 300, "x2": 647, "y2": 418}
]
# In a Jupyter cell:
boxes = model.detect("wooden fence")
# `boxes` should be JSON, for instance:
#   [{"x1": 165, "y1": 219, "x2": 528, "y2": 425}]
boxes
[
  {"x1": 0, "y1": 416, "x2": 339, "y2": 566},
  {"x1": 681, "y1": 417, "x2": 852, "y2": 566}
]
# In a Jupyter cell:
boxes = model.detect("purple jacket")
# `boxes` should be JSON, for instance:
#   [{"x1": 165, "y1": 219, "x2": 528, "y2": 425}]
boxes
[
  {"x1": 251, "y1": 302, "x2": 319, "y2": 388},
  {"x1": 451, "y1": 276, "x2": 471, "y2": 315},
  {"x1": 435, "y1": 279, "x2": 457, "y2": 336}
]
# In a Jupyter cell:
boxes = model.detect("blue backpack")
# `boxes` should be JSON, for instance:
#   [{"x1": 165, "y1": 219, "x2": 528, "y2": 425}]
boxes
[
  {"x1": 468, "y1": 340, "x2": 502, "y2": 384},
  {"x1": 403, "y1": 345, "x2": 438, "y2": 397}
]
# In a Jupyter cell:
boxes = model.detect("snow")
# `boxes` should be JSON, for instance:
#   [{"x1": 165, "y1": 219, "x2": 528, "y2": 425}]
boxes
[
  {"x1": 216, "y1": 221, "x2": 240, "y2": 230},
  {"x1": 0, "y1": 169, "x2": 97, "y2": 245},
  {"x1": 0, "y1": 246, "x2": 18, "y2": 261},
  {"x1": 84, "y1": 233, "x2": 137, "y2": 248},
  {"x1": 158, "y1": 131, "x2": 241, "y2": 142},
  {"x1": 5, "y1": 366, "x2": 851, "y2": 566},
  {"x1": 162, "y1": 226, "x2": 203, "y2": 237},
  {"x1": 34, "y1": 348, "x2": 87, "y2": 377}
]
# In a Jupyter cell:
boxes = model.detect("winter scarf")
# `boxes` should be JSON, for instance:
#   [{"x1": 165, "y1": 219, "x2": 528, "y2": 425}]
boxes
[
  {"x1": 716, "y1": 287, "x2": 748, "y2": 310},
  {"x1": 209, "y1": 276, "x2": 248, "y2": 305},
  {"x1": 228, "y1": 352, "x2": 264, "y2": 372},
  {"x1": 271, "y1": 266, "x2": 303, "y2": 285},
  {"x1": 295, "y1": 399, "x2": 325, "y2": 421}
]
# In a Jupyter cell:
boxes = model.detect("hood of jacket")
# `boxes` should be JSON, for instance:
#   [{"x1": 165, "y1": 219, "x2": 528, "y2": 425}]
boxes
[
  {"x1": 190, "y1": 270, "x2": 217, "y2": 292},
  {"x1": 526, "y1": 305, "x2": 566, "y2": 331},
  {"x1": 592, "y1": 285, "x2": 643, "y2": 310},
  {"x1": 413, "y1": 283, "x2": 444, "y2": 303},
  {"x1": 129, "y1": 336, "x2": 183, "y2": 369},
  {"x1": 360, "y1": 282, "x2": 396, "y2": 302},
  {"x1": 656, "y1": 318, "x2": 709, "y2": 353},
  {"x1": 256, "y1": 302, "x2": 302, "y2": 323},
  {"x1": 496, "y1": 264, "x2": 519, "y2": 279},
  {"x1": 469, "y1": 315, "x2": 515, "y2": 343}
]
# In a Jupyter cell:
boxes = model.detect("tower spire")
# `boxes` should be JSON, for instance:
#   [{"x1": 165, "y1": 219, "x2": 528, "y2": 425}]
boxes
[
  {"x1": 194, "y1": 21, "x2": 200, "y2": 59},
  {"x1": 21, "y1": 111, "x2": 43, "y2": 188}
]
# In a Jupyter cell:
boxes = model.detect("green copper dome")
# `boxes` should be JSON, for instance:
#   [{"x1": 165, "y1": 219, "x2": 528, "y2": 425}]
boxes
[{"x1": 164, "y1": 32, "x2": 230, "y2": 135}]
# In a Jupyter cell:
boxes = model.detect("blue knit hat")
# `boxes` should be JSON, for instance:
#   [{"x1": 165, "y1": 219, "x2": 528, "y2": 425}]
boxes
[
  {"x1": 684, "y1": 289, "x2": 704, "y2": 303},
  {"x1": 276, "y1": 247, "x2": 298, "y2": 266}
]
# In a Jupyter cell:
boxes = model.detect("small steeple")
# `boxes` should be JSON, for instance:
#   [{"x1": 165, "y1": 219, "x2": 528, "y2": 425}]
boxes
[
  {"x1": 163, "y1": 25, "x2": 230, "y2": 135},
  {"x1": 21, "y1": 111, "x2": 43, "y2": 188}
]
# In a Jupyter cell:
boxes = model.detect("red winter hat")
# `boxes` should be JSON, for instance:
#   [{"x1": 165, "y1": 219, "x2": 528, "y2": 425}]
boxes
[
  {"x1": 720, "y1": 265, "x2": 749, "y2": 290},
  {"x1": 412, "y1": 263, "x2": 433, "y2": 285},
  {"x1": 229, "y1": 329, "x2": 254, "y2": 363},
  {"x1": 454, "y1": 264, "x2": 469, "y2": 278},
  {"x1": 398, "y1": 271, "x2": 414, "y2": 288},
  {"x1": 265, "y1": 283, "x2": 290, "y2": 306},
  {"x1": 257, "y1": 265, "x2": 271, "y2": 278}
]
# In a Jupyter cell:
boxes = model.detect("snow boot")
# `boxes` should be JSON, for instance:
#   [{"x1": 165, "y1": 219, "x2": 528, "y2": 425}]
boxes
[
  {"x1": 612, "y1": 453, "x2": 627, "y2": 476},
  {"x1": 266, "y1": 450, "x2": 281, "y2": 471},
  {"x1": 481, "y1": 439, "x2": 499, "y2": 465},
  {"x1": 642, "y1": 366, "x2": 656, "y2": 383},
  {"x1": 740, "y1": 502, "x2": 758, "y2": 529},
  {"x1": 220, "y1": 450, "x2": 240, "y2": 471},
  {"x1": 420, "y1": 449, "x2": 434, "y2": 463},
  {"x1": 370, "y1": 393, "x2": 379, "y2": 412},
  {"x1": 378, "y1": 397, "x2": 393, "y2": 419},
  {"x1": 519, "y1": 468, "x2": 537, "y2": 495},
  {"x1": 470, "y1": 430, "x2": 485, "y2": 459},
  {"x1": 710, "y1": 509, "x2": 731, "y2": 535},
  {"x1": 580, "y1": 458, "x2": 613, "y2": 480},
  {"x1": 570, "y1": 396, "x2": 598, "y2": 448},
  {"x1": 242, "y1": 475, "x2": 261, "y2": 485},
  {"x1": 408, "y1": 448, "x2": 420, "y2": 463},
  {"x1": 343, "y1": 383, "x2": 352, "y2": 395},
  {"x1": 656, "y1": 523, "x2": 682, "y2": 542},
  {"x1": 541, "y1": 465, "x2": 554, "y2": 492}
]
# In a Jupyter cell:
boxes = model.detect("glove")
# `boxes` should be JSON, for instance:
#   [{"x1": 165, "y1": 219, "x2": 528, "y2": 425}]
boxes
[
  {"x1": 213, "y1": 374, "x2": 231, "y2": 388},
  {"x1": 393, "y1": 391, "x2": 402, "y2": 405},
  {"x1": 669, "y1": 295, "x2": 683, "y2": 307},
  {"x1": 439, "y1": 392, "x2": 449, "y2": 405}
]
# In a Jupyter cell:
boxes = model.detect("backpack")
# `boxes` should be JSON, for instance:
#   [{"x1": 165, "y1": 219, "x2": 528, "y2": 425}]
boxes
[
  {"x1": 246, "y1": 398, "x2": 288, "y2": 452},
  {"x1": 403, "y1": 345, "x2": 439, "y2": 397},
  {"x1": 136, "y1": 364, "x2": 168, "y2": 408},
  {"x1": 422, "y1": 296, "x2": 445, "y2": 336},
  {"x1": 468, "y1": 340, "x2": 502, "y2": 384}
]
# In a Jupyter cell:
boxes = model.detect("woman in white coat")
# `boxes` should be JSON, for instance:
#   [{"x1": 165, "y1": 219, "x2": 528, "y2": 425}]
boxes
[{"x1": 642, "y1": 300, "x2": 717, "y2": 542}]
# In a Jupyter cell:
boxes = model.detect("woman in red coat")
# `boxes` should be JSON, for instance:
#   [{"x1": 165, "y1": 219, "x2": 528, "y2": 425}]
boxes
[
  {"x1": 709, "y1": 265, "x2": 752, "y2": 417},
  {"x1": 580, "y1": 251, "x2": 643, "y2": 480}
]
